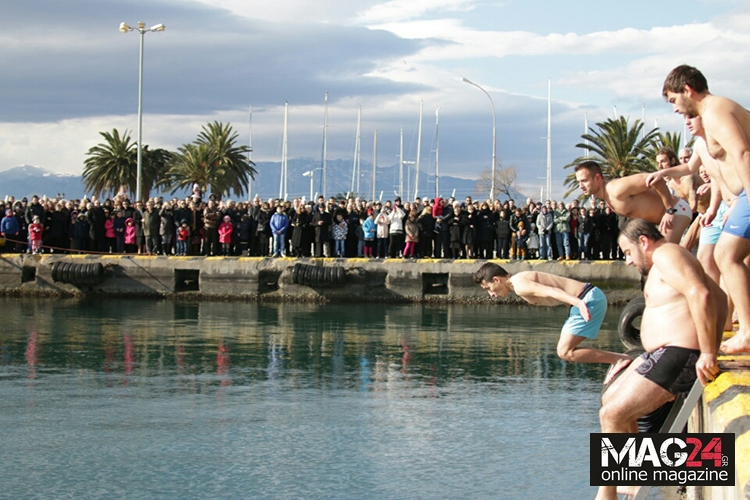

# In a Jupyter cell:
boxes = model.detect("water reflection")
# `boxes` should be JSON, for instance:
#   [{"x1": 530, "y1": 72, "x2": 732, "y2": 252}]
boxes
[
  {"x1": 0, "y1": 298, "x2": 624, "y2": 392},
  {"x1": 0, "y1": 297, "x2": 632, "y2": 500}
]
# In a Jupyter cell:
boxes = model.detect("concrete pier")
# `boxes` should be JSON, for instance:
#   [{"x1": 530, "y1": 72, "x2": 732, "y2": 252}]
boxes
[{"x1": 0, "y1": 253, "x2": 643, "y2": 303}]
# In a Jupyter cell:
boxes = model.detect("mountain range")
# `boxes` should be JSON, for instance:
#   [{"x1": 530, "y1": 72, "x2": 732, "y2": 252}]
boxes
[{"x1": 0, "y1": 160, "x2": 528, "y2": 203}]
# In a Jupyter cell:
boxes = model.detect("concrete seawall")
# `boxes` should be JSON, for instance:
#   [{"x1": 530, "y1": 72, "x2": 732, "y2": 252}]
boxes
[{"x1": 0, "y1": 254, "x2": 643, "y2": 303}]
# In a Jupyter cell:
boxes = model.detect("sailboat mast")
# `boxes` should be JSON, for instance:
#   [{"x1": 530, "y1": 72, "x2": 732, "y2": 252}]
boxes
[
  {"x1": 546, "y1": 79, "x2": 552, "y2": 202},
  {"x1": 356, "y1": 106, "x2": 362, "y2": 195},
  {"x1": 435, "y1": 107, "x2": 440, "y2": 198},
  {"x1": 248, "y1": 104, "x2": 253, "y2": 198},
  {"x1": 372, "y1": 130, "x2": 377, "y2": 201},
  {"x1": 279, "y1": 101, "x2": 288, "y2": 200},
  {"x1": 584, "y1": 112, "x2": 589, "y2": 156},
  {"x1": 399, "y1": 127, "x2": 404, "y2": 198},
  {"x1": 414, "y1": 100, "x2": 423, "y2": 201},
  {"x1": 323, "y1": 91, "x2": 328, "y2": 199}
]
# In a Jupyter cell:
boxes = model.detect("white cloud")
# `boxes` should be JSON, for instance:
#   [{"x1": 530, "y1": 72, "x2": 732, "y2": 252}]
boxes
[{"x1": 356, "y1": 0, "x2": 475, "y2": 24}]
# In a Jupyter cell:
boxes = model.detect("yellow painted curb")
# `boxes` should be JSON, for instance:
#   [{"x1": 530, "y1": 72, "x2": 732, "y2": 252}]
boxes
[
  {"x1": 710, "y1": 394, "x2": 750, "y2": 429},
  {"x1": 704, "y1": 372, "x2": 750, "y2": 404}
]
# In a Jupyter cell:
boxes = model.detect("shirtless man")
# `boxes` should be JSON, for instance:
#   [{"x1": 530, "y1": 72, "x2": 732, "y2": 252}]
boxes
[
  {"x1": 662, "y1": 65, "x2": 750, "y2": 353},
  {"x1": 656, "y1": 147, "x2": 702, "y2": 215},
  {"x1": 574, "y1": 161, "x2": 691, "y2": 243},
  {"x1": 595, "y1": 219, "x2": 727, "y2": 500},
  {"x1": 647, "y1": 115, "x2": 737, "y2": 286},
  {"x1": 473, "y1": 262, "x2": 630, "y2": 370}
]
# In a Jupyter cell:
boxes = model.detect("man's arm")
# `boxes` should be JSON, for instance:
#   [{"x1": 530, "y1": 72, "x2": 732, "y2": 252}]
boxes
[{"x1": 652, "y1": 245, "x2": 718, "y2": 385}]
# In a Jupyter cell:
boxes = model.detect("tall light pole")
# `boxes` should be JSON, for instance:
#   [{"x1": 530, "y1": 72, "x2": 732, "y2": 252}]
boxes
[
  {"x1": 462, "y1": 77, "x2": 496, "y2": 200},
  {"x1": 303, "y1": 170, "x2": 314, "y2": 201},
  {"x1": 119, "y1": 21, "x2": 165, "y2": 203}
]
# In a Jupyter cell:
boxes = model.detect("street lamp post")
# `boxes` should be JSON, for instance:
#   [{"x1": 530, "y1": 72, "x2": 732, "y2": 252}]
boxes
[
  {"x1": 119, "y1": 21, "x2": 165, "y2": 203},
  {"x1": 462, "y1": 77, "x2": 496, "y2": 200},
  {"x1": 302, "y1": 170, "x2": 314, "y2": 201}
]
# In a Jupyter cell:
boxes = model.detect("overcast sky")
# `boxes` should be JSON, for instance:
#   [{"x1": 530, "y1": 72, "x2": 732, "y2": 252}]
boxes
[{"x1": 1, "y1": 0, "x2": 748, "y2": 200}]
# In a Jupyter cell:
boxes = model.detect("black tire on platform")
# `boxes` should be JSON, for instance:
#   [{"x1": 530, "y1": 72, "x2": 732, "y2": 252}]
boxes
[
  {"x1": 51, "y1": 261, "x2": 63, "y2": 282},
  {"x1": 324, "y1": 267, "x2": 334, "y2": 286},
  {"x1": 293, "y1": 263, "x2": 302, "y2": 284},
  {"x1": 62, "y1": 262, "x2": 74, "y2": 285},
  {"x1": 302, "y1": 264, "x2": 314, "y2": 286},
  {"x1": 332, "y1": 266, "x2": 345, "y2": 285},
  {"x1": 311, "y1": 266, "x2": 322, "y2": 286},
  {"x1": 73, "y1": 263, "x2": 85, "y2": 286},
  {"x1": 88, "y1": 262, "x2": 104, "y2": 282},
  {"x1": 618, "y1": 296, "x2": 646, "y2": 350}
]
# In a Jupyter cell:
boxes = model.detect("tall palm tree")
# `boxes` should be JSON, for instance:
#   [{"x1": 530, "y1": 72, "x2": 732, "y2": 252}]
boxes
[
  {"x1": 563, "y1": 117, "x2": 660, "y2": 197},
  {"x1": 646, "y1": 131, "x2": 695, "y2": 164},
  {"x1": 160, "y1": 143, "x2": 216, "y2": 195},
  {"x1": 83, "y1": 129, "x2": 137, "y2": 198},
  {"x1": 194, "y1": 121, "x2": 256, "y2": 197},
  {"x1": 83, "y1": 129, "x2": 171, "y2": 200}
]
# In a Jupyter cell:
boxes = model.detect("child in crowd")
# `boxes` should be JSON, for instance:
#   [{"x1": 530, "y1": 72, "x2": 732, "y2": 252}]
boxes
[
  {"x1": 332, "y1": 213, "x2": 347, "y2": 257},
  {"x1": 362, "y1": 212, "x2": 376, "y2": 258},
  {"x1": 356, "y1": 215, "x2": 366, "y2": 257},
  {"x1": 28, "y1": 215, "x2": 44, "y2": 254},
  {"x1": 176, "y1": 219, "x2": 190, "y2": 256},
  {"x1": 515, "y1": 221, "x2": 528, "y2": 260},
  {"x1": 124, "y1": 218, "x2": 137, "y2": 254},
  {"x1": 218, "y1": 215, "x2": 234, "y2": 256},
  {"x1": 403, "y1": 210, "x2": 419, "y2": 258},
  {"x1": 114, "y1": 211, "x2": 126, "y2": 253},
  {"x1": 473, "y1": 262, "x2": 630, "y2": 376},
  {"x1": 527, "y1": 223, "x2": 540, "y2": 260}
]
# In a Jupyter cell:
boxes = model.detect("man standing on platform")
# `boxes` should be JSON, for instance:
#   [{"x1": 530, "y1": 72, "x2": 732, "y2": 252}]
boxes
[{"x1": 595, "y1": 218, "x2": 726, "y2": 500}]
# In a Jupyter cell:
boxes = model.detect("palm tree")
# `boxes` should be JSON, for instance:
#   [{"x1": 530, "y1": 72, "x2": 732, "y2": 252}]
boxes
[
  {"x1": 83, "y1": 129, "x2": 171, "y2": 200},
  {"x1": 83, "y1": 129, "x2": 137, "y2": 198},
  {"x1": 563, "y1": 117, "x2": 660, "y2": 197},
  {"x1": 160, "y1": 143, "x2": 216, "y2": 195},
  {"x1": 646, "y1": 131, "x2": 695, "y2": 164},
  {"x1": 194, "y1": 121, "x2": 256, "y2": 197}
]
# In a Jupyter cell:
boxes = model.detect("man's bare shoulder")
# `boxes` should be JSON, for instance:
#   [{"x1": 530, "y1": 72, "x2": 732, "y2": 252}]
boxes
[{"x1": 651, "y1": 242, "x2": 704, "y2": 284}]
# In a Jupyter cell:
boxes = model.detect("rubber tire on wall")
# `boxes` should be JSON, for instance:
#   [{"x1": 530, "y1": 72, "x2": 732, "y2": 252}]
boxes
[
  {"x1": 292, "y1": 263, "x2": 302, "y2": 284},
  {"x1": 618, "y1": 296, "x2": 646, "y2": 350}
]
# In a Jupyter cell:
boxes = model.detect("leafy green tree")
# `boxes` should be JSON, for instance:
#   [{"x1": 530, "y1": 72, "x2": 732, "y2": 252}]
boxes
[
  {"x1": 563, "y1": 117, "x2": 660, "y2": 197},
  {"x1": 163, "y1": 121, "x2": 256, "y2": 198},
  {"x1": 646, "y1": 131, "x2": 695, "y2": 165},
  {"x1": 83, "y1": 128, "x2": 170, "y2": 200},
  {"x1": 82, "y1": 129, "x2": 137, "y2": 198}
]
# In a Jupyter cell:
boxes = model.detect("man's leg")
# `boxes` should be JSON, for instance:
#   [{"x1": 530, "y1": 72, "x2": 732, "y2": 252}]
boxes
[
  {"x1": 663, "y1": 214, "x2": 691, "y2": 244},
  {"x1": 716, "y1": 232, "x2": 750, "y2": 353},
  {"x1": 596, "y1": 359, "x2": 675, "y2": 500}
]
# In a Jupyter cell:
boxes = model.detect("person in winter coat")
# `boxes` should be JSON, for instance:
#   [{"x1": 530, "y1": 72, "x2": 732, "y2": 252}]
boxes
[
  {"x1": 218, "y1": 215, "x2": 234, "y2": 256},
  {"x1": 124, "y1": 217, "x2": 137, "y2": 254},
  {"x1": 113, "y1": 211, "x2": 126, "y2": 253},
  {"x1": 176, "y1": 219, "x2": 190, "y2": 256},
  {"x1": 28, "y1": 215, "x2": 44, "y2": 254},
  {"x1": 361, "y1": 212, "x2": 377, "y2": 258},
  {"x1": 495, "y1": 210, "x2": 511, "y2": 259},
  {"x1": 374, "y1": 205, "x2": 390, "y2": 258},
  {"x1": 387, "y1": 202, "x2": 405, "y2": 258},
  {"x1": 1, "y1": 209, "x2": 20, "y2": 253},
  {"x1": 403, "y1": 210, "x2": 419, "y2": 258},
  {"x1": 416, "y1": 206, "x2": 435, "y2": 259},
  {"x1": 269, "y1": 205, "x2": 290, "y2": 257},
  {"x1": 536, "y1": 205, "x2": 554, "y2": 260},
  {"x1": 332, "y1": 213, "x2": 348, "y2": 257},
  {"x1": 290, "y1": 205, "x2": 310, "y2": 258}
]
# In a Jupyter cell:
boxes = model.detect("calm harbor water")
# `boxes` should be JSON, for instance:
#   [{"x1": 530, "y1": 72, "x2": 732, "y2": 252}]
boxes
[{"x1": 0, "y1": 298, "x2": 663, "y2": 499}]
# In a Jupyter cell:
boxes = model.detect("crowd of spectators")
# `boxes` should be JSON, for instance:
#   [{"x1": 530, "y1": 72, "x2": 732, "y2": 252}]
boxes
[{"x1": 0, "y1": 190, "x2": 626, "y2": 260}]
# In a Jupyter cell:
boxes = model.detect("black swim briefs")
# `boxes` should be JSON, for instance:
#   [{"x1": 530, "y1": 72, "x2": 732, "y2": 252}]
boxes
[{"x1": 635, "y1": 346, "x2": 700, "y2": 395}]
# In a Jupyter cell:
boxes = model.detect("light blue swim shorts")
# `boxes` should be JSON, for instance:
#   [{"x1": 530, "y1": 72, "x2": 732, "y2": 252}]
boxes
[
  {"x1": 699, "y1": 200, "x2": 729, "y2": 246},
  {"x1": 561, "y1": 285, "x2": 607, "y2": 340}
]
